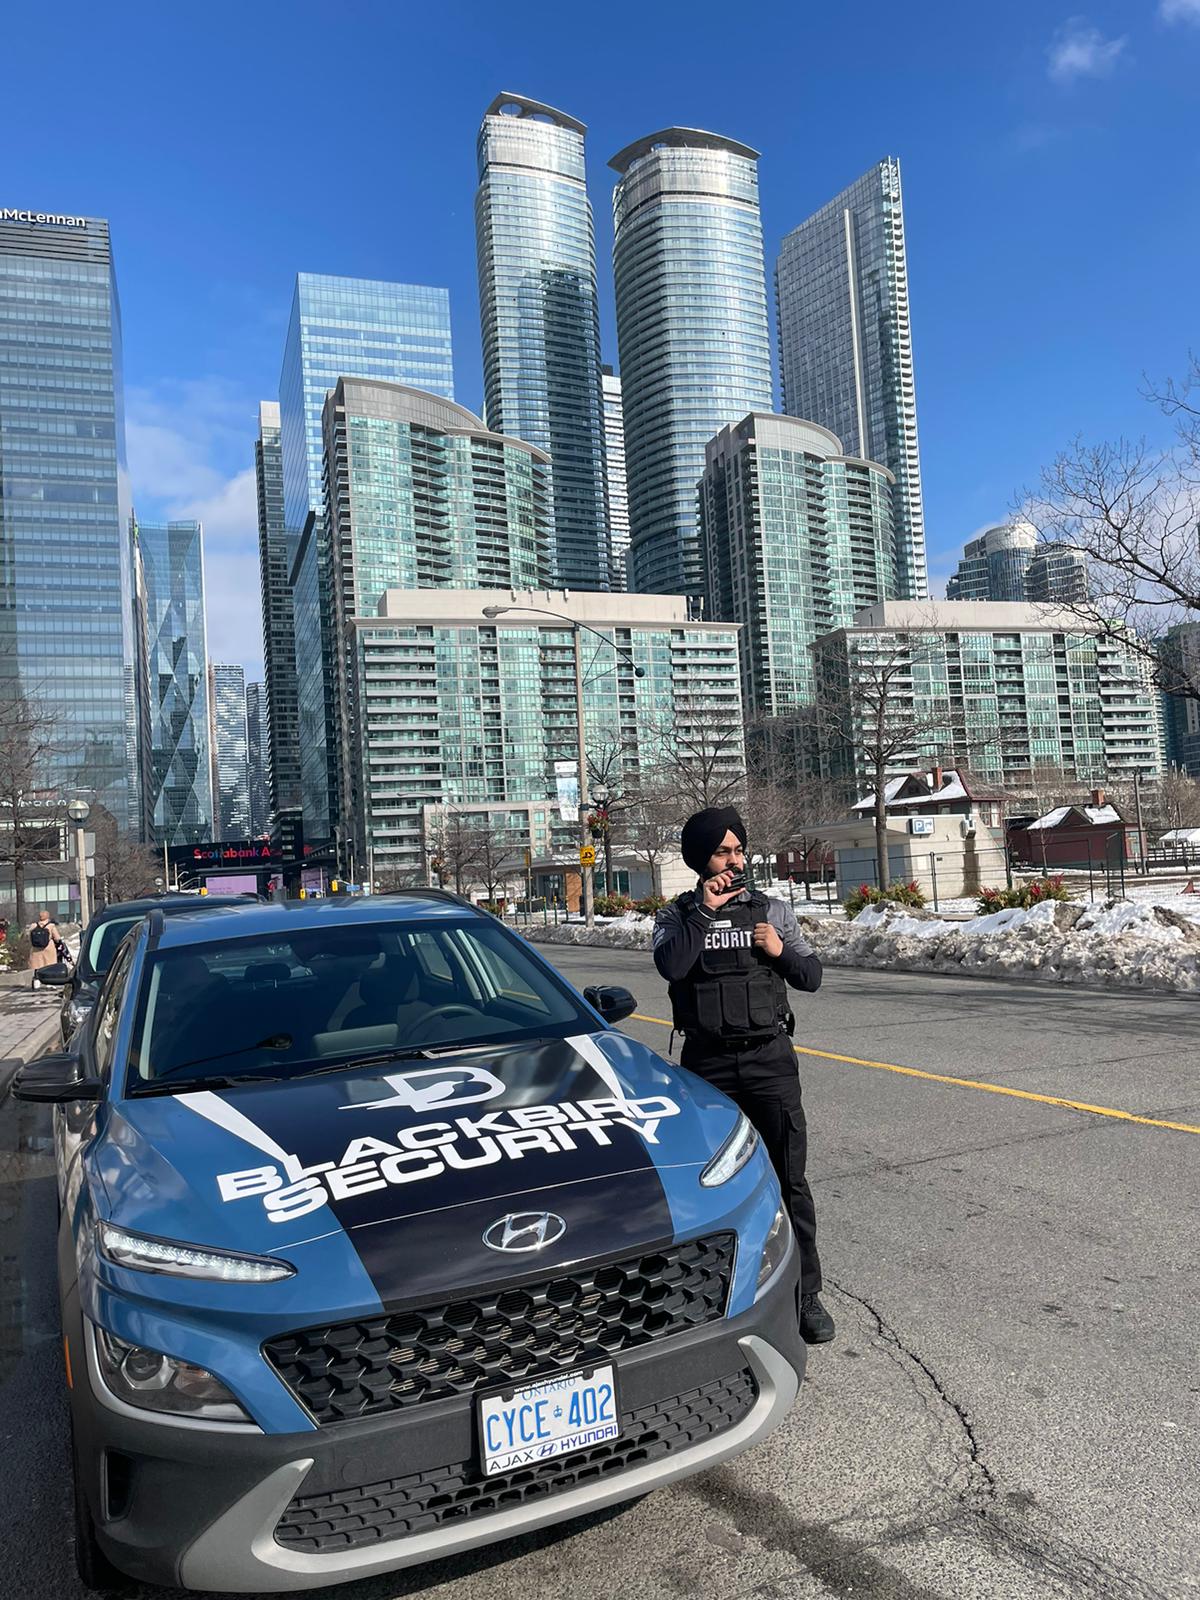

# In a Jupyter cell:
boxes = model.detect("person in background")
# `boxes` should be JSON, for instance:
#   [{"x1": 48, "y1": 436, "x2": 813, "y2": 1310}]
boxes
[
  {"x1": 27, "y1": 907, "x2": 63, "y2": 988},
  {"x1": 652, "y1": 805, "x2": 834, "y2": 1344}
]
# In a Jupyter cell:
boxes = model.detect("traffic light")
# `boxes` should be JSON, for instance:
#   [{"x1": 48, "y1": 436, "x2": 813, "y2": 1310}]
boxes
[{"x1": 330, "y1": 879, "x2": 340, "y2": 894}]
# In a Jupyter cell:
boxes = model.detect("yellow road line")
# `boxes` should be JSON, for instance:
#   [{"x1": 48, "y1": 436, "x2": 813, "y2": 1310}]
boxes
[{"x1": 630, "y1": 1013, "x2": 1200, "y2": 1137}]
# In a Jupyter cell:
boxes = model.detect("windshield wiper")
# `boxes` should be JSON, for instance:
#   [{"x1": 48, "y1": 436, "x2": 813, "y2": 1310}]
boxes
[
  {"x1": 162, "y1": 1035, "x2": 295, "y2": 1076},
  {"x1": 132, "y1": 1072, "x2": 290, "y2": 1097}
]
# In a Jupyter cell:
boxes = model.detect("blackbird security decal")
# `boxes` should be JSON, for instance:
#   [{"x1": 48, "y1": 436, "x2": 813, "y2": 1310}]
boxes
[{"x1": 212, "y1": 1093, "x2": 681, "y2": 1222}]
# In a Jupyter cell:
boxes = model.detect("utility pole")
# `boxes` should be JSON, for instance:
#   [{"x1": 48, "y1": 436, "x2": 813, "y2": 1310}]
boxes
[
  {"x1": 574, "y1": 623, "x2": 594, "y2": 928},
  {"x1": 68, "y1": 798, "x2": 90, "y2": 926},
  {"x1": 1133, "y1": 769, "x2": 1148, "y2": 874}
]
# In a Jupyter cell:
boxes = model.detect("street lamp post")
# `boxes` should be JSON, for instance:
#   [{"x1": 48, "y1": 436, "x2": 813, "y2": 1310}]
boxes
[
  {"x1": 67, "y1": 798, "x2": 90, "y2": 927},
  {"x1": 482, "y1": 604, "x2": 645, "y2": 929}
]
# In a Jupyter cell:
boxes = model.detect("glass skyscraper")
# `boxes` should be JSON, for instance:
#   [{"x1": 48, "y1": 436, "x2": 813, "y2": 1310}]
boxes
[
  {"x1": 475, "y1": 94, "x2": 609, "y2": 590},
  {"x1": 776, "y1": 158, "x2": 928, "y2": 600},
  {"x1": 136, "y1": 520, "x2": 212, "y2": 844},
  {"x1": 700, "y1": 413, "x2": 896, "y2": 717},
  {"x1": 602, "y1": 367, "x2": 630, "y2": 590},
  {"x1": 321, "y1": 379, "x2": 554, "y2": 844},
  {"x1": 255, "y1": 399, "x2": 299, "y2": 812},
  {"x1": 0, "y1": 211, "x2": 135, "y2": 823},
  {"x1": 208, "y1": 662, "x2": 251, "y2": 838},
  {"x1": 245, "y1": 679, "x2": 270, "y2": 835},
  {"x1": 610, "y1": 129, "x2": 773, "y2": 598},
  {"x1": 279, "y1": 273, "x2": 455, "y2": 840}
]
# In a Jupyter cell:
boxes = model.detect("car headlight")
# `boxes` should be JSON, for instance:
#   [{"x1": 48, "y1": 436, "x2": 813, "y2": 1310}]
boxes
[
  {"x1": 65, "y1": 996, "x2": 94, "y2": 1031},
  {"x1": 700, "y1": 1113, "x2": 760, "y2": 1187},
  {"x1": 94, "y1": 1326, "x2": 250, "y2": 1422},
  {"x1": 756, "y1": 1205, "x2": 792, "y2": 1293},
  {"x1": 97, "y1": 1221, "x2": 295, "y2": 1283}
]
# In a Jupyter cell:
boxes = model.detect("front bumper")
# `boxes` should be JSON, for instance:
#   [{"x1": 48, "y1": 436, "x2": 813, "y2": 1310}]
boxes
[{"x1": 68, "y1": 1251, "x2": 804, "y2": 1593}]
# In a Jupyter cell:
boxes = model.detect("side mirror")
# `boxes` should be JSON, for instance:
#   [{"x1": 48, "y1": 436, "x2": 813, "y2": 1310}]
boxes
[
  {"x1": 12, "y1": 1054, "x2": 102, "y2": 1103},
  {"x1": 583, "y1": 985, "x2": 638, "y2": 1026},
  {"x1": 34, "y1": 962, "x2": 72, "y2": 987}
]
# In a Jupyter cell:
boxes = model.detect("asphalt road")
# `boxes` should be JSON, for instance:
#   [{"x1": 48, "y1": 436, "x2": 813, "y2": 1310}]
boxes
[{"x1": 0, "y1": 954, "x2": 1196, "y2": 1600}]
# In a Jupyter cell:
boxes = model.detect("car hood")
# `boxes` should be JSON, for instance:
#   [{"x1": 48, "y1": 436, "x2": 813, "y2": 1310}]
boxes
[{"x1": 96, "y1": 1031, "x2": 740, "y2": 1305}]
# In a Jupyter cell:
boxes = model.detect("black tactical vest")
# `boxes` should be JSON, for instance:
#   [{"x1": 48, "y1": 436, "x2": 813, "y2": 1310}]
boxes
[{"x1": 668, "y1": 890, "x2": 790, "y2": 1042}]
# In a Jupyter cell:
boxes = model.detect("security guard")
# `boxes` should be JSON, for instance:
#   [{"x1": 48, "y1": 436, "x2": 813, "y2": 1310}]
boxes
[{"x1": 652, "y1": 805, "x2": 834, "y2": 1344}]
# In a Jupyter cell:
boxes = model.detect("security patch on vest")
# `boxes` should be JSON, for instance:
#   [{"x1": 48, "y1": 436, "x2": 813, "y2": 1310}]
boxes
[{"x1": 704, "y1": 927, "x2": 754, "y2": 950}]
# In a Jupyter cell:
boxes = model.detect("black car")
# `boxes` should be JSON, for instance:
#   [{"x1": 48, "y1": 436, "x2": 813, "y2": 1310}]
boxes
[{"x1": 50, "y1": 893, "x2": 260, "y2": 1045}]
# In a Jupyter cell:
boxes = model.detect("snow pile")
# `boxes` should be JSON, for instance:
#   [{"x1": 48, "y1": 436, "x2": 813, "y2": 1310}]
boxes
[
  {"x1": 805, "y1": 898, "x2": 1200, "y2": 991},
  {"x1": 526, "y1": 896, "x2": 1200, "y2": 990}
]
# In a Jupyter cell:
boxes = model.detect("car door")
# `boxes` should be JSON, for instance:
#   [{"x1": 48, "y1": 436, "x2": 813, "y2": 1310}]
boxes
[{"x1": 55, "y1": 939, "x2": 136, "y2": 1215}]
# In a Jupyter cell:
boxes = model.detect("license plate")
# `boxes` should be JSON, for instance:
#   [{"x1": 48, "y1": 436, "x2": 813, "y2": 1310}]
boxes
[{"x1": 478, "y1": 1363, "x2": 621, "y2": 1476}]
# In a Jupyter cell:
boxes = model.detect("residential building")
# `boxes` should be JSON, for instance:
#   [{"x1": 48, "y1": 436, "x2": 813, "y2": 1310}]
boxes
[
  {"x1": 602, "y1": 366, "x2": 629, "y2": 589},
  {"x1": 0, "y1": 210, "x2": 136, "y2": 824},
  {"x1": 348, "y1": 588, "x2": 743, "y2": 879},
  {"x1": 610, "y1": 129, "x2": 773, "y2": 598},
  {"x1": 813, "y1": 600, "x2": 1166, "y2": 795},
  {"x1": 255, "y1": 399, "x2": 300, "y2": 812},
  {"x1": 136, "y1": 520, "x2": 212, "y2": 844},
  {"x1": 280, "y1": 273, "x2": 455, "y2": 839},
  {"x1": 322, "y1": 380, "x2": 555, "y2": 852},
  {"x1": 946, "y1": 522, "x2": 1037, "y2": 602},
  {"x1": 475, "y1": 94, "x2": 609, "y2": 589},
  {"x1": 289, "y1": 516, "x2": 327, "y2": 834},
  {"x1": 1162, "y1": 622, "x2": 1200, "y2": 777},
  {"x1": 699, "y1": 413, "x2": 895, "y2": 717},
  {"x1": 776, "y1": 159, "x2": 928, "y2": 600},
  {"x1": 1025, "y1": 542, "x2": 1091, "y2": 604},
  {"x1": 208, "y1": 663, "x2": 250, "y2": 838},
  {"x1": 245, "y1": 680, "x2": 270, "y2": 834}
]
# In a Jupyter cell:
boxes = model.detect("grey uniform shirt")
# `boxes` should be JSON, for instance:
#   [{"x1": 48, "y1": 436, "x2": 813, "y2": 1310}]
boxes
[{"x1": 652, "y1": 890, "x2": 822, "y2": 992}]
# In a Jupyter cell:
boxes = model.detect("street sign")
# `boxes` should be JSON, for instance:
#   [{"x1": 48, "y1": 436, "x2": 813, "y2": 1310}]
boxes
[{"x1": 579, "y1": 846, "x2": 596, "y2": 867}]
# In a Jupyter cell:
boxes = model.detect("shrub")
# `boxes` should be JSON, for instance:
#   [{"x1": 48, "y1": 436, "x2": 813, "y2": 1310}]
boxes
[
  {"x1": 633, "y1": 893, "x2": 668, "y2": 915},
  {"x1": 593, "y1": 893, "x2": 634, "y2": 917},
  {"x1": 843, "y1": 880, "x2": 927, "y2": 918},
  {"x1": 976, "y1": 875, "x2": 1072, "y2": 915}
]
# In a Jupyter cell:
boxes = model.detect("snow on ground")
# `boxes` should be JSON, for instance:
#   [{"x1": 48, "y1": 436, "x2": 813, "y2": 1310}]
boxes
[{"x1": 524, "y1": 895, "x2": 1200, "y2": 992}]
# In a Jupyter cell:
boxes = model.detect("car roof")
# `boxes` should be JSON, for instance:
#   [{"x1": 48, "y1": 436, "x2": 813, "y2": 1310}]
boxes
[
  {"x1": 92, "y1": 894, "x2": 257, "y2": 922},
  {"x1": 150, "y1": 890, "x2": 481, "y2": 950}
]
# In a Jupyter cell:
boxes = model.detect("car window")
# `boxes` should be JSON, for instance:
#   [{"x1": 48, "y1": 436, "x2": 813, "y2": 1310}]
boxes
[
  {"x1": 86, "y1": 916, "x2": 140, "y2": 979},
  {"x1": 125, "y1": 919, "x2": 591, "y2": 1094},
  {"x1": 93, "y1": 943, "x2": 135, "y2": 1082}
]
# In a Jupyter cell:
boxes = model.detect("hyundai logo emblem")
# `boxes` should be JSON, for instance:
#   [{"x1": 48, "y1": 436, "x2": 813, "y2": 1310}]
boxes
[{"x1": 482, "y1": 1212, "x2": 567, "y2": 1253}]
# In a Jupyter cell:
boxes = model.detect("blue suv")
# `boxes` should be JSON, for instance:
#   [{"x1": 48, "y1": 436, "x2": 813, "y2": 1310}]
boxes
[{"x1": 16, "y1": 891, "x2": 804, "y2": 1592}]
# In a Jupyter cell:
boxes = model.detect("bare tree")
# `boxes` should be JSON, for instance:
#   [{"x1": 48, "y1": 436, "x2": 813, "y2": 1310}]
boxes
[
  {"x1": 89, "y1": 804, "x2": 159, "y2": 907},
  {"x1": 0, "y1": 692, "x2": 65, "y2": 927},
  {"x1": 616, "y1": 785, "x2": 680, "y2": 898},
  {"x1": 813, "y1": 634, "x2": 955, "y2": 892},
  {"x1": 647, "y1": 698, "x2": 744, "y2": 813},
  {"x1": 425, "y1": 809, "x2": 487, "y2": 895},
  {"x1": 472, "y1": 826, "x2": 523, "y2": 907},
  {"x1": 1159, "y1": 769, "x2": 1200, "y2": 833},
  {"x1": 1024, "y1": 356, "x2": 1200, "y2": 701}
]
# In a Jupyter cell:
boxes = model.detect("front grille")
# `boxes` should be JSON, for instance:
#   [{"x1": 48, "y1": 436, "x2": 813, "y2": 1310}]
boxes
[
  {"x1": 264, "y1": 1233, "x2": 735, "y2": 1426},
  {"x1": 275, "y1": 1367, "x2": 757, "y2": 1554}
]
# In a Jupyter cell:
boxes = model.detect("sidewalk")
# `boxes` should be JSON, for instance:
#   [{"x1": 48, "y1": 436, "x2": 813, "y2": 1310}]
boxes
[{"x1": 0, "y1": 980, "x2": 62, "y2": 1096}]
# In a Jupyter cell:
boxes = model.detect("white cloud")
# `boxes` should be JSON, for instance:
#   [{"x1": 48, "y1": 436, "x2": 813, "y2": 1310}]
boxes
[
  {"x1": 1047, "y1": 17, "x2": 1127, "y2": 81},
  {"x1": 1160, "y1": 0, "x2": 1200, "y2": 22},
  {"x1": 127, "y1": 380, "x2": 265, "y2": 680}
]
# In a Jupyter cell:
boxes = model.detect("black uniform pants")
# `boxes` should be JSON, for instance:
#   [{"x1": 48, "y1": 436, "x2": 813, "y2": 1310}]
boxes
[{"x1": 680, "y1": 1030, "x2": 822, "y2": 1295}]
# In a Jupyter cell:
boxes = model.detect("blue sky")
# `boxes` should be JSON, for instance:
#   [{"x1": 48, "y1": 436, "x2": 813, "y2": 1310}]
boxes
[{"x1": 7, "y1": 0, "x2": 1198, "y2": 677}]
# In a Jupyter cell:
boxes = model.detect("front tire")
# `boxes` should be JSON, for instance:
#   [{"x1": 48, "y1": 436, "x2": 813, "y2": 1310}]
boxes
[{"x1": 71, "y1": 1421, "x2": 131, "y2": 1594}]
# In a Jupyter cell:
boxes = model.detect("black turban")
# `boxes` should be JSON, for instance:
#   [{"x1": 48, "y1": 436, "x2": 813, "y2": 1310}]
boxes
[{"x1": 680, "y1": 806, "x2": 748, "y2": 877}]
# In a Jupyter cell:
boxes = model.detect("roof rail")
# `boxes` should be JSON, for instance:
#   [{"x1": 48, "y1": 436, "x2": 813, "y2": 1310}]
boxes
[{"x1": 371, "y1": 886, "x2": 476, "y2": 909}]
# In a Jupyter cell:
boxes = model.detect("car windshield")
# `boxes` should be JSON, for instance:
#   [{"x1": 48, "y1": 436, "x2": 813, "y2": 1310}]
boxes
[{"x1": 125, "y1": 918, "x2": 593, "y2": 1094}]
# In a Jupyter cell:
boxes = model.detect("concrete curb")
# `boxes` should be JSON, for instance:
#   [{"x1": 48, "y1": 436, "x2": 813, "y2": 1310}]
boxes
[{"x1": 0, "y1": 1010, "x2": 62, "y2": 1100}]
